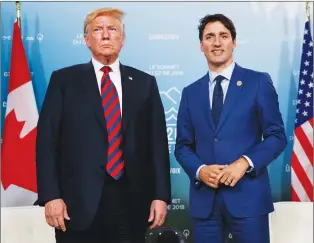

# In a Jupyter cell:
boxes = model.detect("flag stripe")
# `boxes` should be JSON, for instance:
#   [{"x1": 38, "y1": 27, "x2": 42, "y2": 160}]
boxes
[
  {"x1": 291, "y1": 169, "x2": 308, "y2": 201},
  {"x1": 291, "y1": 152, "x2": 313, "y2": 200},
  {"x1": 294, "y1": 127, "x2": 313, "y2": 165}
]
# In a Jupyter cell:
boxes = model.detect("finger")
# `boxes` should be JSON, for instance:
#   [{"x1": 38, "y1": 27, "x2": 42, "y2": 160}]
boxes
[
  {"x1": 52, "y1": 217, "x2": 60, "y2": 228},
  {"x1": 230, "y1": 178, "x2": 238, "y2": 187},
  {"x1": 148, "y1": 206, "x2": 154, "y2": 222},
  {"x1": 215, "y1": 171, "x2": 225, "y2": 184},
  {"x1": 64, "y1": 208, "x2": 71, "y2": 220},
  {"x1": 159, "y1": 215, "x2": 166, "y2": 226},
  {"x1": 220, "y1": 174, "x2": 230, "y2": 184},
  {"x1": 208, "y1": 182, "x2": 218, "y2": 189},
  {"x1": 208, "y1": 177, "x2": 216, "y2": 183},
  {"x1": 45, "y1": 216, "x2": 54, "y2": 227},
  {"x1": 57, "y1": 217, "x2": 66, "y2": 232},
  {"x1": 149, "y1": 218, "x2": 159, "y2": 230}
]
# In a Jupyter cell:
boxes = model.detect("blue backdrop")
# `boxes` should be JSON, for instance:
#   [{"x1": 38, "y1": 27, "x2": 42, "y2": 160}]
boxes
[{"x1": 1, "y1": 2, "x2": 312, "y2": 242}]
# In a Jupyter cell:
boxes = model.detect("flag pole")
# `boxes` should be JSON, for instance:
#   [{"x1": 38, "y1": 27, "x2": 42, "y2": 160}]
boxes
[
  {"x1": 306, "y1": 1, "x2": 310, "y2": 21},
  {"x1": 15, "y1": 1, "x2": 21, "y2": 27}
]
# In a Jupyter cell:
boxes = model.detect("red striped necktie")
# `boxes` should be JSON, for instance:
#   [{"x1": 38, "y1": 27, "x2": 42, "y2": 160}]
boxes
[{"x1": 100, "y1": 66, "x2": 124, "y2": 179}]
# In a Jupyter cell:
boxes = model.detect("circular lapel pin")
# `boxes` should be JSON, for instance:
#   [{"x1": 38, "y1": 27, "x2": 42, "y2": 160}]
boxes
[{"x1": 237, "y1": 81, "x2": 242, "y2": 87}]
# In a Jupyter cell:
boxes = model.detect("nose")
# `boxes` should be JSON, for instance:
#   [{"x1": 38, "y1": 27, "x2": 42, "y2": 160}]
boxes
[
  {"x1": 213, "y1": 37, "x2": 221, "y2": 46},
  {"x1": 102, "y1": 28, "x2": 110, "y2": 40}
]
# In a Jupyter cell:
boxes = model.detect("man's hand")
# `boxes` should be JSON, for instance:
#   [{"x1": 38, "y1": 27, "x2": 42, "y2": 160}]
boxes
[
  {"x1": 215, "y1": 157, "x2": 250, "y2": 187},
  {"x1": 148, "y1": 200, "x2": 167, "y2": 230},
  {"x1": 45, "y1": 199, "x2": 70, "y2": 232},
  {"x1": 199, "y1": 165, "x2": 226, "y2": 188}
]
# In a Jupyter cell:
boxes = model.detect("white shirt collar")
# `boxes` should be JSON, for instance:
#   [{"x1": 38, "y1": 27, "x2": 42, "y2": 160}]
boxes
[
  {"x1": 91, "y1": 57, "x2": 120, "y2": 73},
  {"x1": 209, "y1": 62, "x2": 235, "y2": 84}
]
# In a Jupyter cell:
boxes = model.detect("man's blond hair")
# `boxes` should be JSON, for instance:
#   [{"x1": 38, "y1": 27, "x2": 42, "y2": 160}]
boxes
[{"x1": 84, "y1": 8, "x2": 124, "y2": 34}]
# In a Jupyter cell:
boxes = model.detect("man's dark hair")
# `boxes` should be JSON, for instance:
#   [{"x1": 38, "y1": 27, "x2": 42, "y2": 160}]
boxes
[{"x1": 198, "y1": 14, "x2": 236, "y2": 41}]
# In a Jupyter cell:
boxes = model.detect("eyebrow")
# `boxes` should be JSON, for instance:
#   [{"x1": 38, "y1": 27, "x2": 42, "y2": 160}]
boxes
[{"x1": 205, "y1": 31, "x2": 230, "y2": 37}]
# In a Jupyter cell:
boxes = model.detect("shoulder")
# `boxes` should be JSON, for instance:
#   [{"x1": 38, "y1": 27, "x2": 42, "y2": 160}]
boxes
[
  {"x1": 183, "y1": 73, "x2": 208, "y2": 94},
  {"x1": 122, "y1": 64, "x2": 155, "y2": 81}
]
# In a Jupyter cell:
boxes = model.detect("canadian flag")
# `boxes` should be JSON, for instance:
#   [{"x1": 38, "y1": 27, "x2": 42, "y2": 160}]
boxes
[{"x1": 1, "y1": 21, "x2": 38, "y2": 206}]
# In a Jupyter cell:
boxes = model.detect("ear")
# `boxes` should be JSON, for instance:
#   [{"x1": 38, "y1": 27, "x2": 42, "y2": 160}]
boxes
[
  {"x1": 84, "y1": 34, "x2": 90, "y2": 48},
  {"x1": 233, "y1": 39, "x2": 236, "y2": 49},
  {"x1": 200, "y1": 41, "x2": 204, "y2": 53}
]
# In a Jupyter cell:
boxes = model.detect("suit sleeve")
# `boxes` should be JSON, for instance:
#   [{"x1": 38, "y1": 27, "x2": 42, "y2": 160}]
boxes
[
  {"x1": 244, "y1": 72, "x2": 287, "y2": 177},
  {"x1": 36, "y1": 71, "x2": 62, "y2": 205},
  {"x1": 174, "y1": 88, "x2": 204, "y2": 180},
  {"x1": 150, "y1": 77, "x2": 171, "y2": 204}
]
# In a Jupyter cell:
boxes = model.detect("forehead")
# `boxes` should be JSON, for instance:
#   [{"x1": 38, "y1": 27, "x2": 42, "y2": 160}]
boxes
[
  {"x1": 91, "y1": 15, "x2": 122, "y2": 27},
  {"x1": 203, "y1": 21, "x2": 231, "y2": 35}
]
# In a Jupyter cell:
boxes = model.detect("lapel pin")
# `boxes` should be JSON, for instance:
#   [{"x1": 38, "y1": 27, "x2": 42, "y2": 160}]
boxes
[
  {"x1": 128, "y1": 76, "x2": 133, "y2": 80},
  {"x1": 237, "y1": 81, "x2": 242, "y2": 87}
]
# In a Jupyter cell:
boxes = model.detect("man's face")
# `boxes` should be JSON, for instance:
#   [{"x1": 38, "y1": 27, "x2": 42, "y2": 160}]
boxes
[
  {"x1": 200, "y1": 21, "x2": 236, "y2": 68},
  {"x1": 84, "y1": 15, "x2": 125, "y2": 60}
]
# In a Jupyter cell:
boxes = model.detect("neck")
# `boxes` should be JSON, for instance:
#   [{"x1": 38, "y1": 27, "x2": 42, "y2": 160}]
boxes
[
  {"x1": 93, "y1": 54, "x2": 118, "y2": 66},
  {"x1": 208, "y1": 59, "x2": 233, "y2": 73}
]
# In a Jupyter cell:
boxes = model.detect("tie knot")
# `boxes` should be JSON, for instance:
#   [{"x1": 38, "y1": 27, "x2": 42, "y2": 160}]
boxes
[
  {"x1": 101, "y1": 66, "x2": 112, "y2": 74},
  {"x1": 214, "y1": 75, "x2": 225, "y2": 84}
]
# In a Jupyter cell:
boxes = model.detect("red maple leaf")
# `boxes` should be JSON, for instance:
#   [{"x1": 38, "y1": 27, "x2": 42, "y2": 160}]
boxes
[{"x1": 1, "y1": 110, "x2": 37, "y2": 193}]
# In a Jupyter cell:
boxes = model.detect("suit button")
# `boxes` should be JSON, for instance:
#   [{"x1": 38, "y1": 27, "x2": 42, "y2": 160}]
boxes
[{"x1": 214, "y1": 138, "x2": 219, "y2": 143}]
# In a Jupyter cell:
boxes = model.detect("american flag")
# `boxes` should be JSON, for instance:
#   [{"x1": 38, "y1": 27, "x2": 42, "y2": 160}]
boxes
[{"x1": 291, "y1": 20, "x2": 313, "y2": 202}]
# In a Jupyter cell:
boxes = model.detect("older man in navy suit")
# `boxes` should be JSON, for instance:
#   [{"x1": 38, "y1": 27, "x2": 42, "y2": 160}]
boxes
[
  {"x1": 175, "y1": 14, "x2": 287, "y2": 243},
  {"x1": 36, "y1": 7, "x2": 171, "y2": 243}
]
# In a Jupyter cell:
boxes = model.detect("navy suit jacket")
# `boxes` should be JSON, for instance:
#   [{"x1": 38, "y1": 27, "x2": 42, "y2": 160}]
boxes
[
  {"x1": 36, "y1": 61, "x2": 171, "y2": 230},
  {"x1": 175, "y1": 64, "x2": 287, "y2": 218}
]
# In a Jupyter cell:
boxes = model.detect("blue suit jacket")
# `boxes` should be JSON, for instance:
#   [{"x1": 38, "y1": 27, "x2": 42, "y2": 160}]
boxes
[{"x1": 175, "y1": 64, "x2": 287, "y2": 218}]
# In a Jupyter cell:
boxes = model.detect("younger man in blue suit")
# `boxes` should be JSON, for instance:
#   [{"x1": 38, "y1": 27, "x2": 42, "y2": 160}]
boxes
[{"x1": 175, "y1": 14, "x2": 287, "y2": 243}]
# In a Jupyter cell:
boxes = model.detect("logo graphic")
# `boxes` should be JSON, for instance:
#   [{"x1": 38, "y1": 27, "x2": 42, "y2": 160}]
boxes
[
  {"x1": 160, "y1": 87, "x2": 181, "y2": 150},
  {"x1": 36, "y1": 34, "x2": 44, "y2": 41},
  {"x1": 160, "y1": 87, "x2": 181, "y2": 105},
  {"x1": 2, "y1": 36, "x2": 12, "y2": 40}
]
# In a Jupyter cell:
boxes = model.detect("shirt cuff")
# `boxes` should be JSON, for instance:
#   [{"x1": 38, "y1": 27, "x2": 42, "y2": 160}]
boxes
[
  {"x1": 196, "y1": 164, "x2": 206, "y2": 180},
  {"x1": 242, "y1": 155, "x2": 254, "y2": 173}
]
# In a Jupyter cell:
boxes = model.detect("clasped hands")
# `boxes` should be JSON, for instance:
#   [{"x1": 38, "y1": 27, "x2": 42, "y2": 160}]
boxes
[{"x1": 199, "y1": 157, "x2": 250, "y2": 189}]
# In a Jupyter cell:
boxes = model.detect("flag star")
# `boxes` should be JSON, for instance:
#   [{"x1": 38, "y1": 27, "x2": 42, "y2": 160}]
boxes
[
  {"x1": 310, "y1": 41, "x2": 313, "y2": 47},
  {"x1": 300, "y1": 79, "x2": 305, "y2": 85},
  {"x1": 304, "y1": 61, "x2": 310, "y2": 66},
  {"x1": 295, "y1": 118, "x2": 298, "y2": 123},
  {"x1": 302, "y1": 69, "x2": 308, "y2": 75},
  {"x1": 302, "y1": 111, "x2": 308, "y2": 116},
  {"x1": 303, "y1": 39, "x2": 306, "y2": 44},
  {"x1": 304, "y1": 29, "x2": 309, "y2": 35},
  {"x1": 297, "y1": 99, "x2": 301, "y2": 104},
  {"x1": 312, "y1": 73, "x2": 314, "y2": 79},
  {"x1": 306, "y1": 51, "x2": 312, "y2": 57},
  {"x1": 308, "y1": 82, "x2": 313, "y2": 88},
  {"x1": 304, "y1": 101, "x2": 310, "y2": 107},
  {"x1": 298, "y1": 89, "x2": 303, "y2": 94},
  {"x1": 296, "y1": 108, "x2": 299, "y2": 113},
  {"x1": 306, "y1": 92, "x2": 312, "y2": 98}
]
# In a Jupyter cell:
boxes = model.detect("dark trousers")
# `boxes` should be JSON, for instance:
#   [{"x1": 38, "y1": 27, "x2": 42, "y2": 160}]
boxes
[
  {"x1": 192, "y1": 189, "x2": 270, "y2": 243},
  {"x1": 55, "y1": 175, "x2": 146, "y2": 243}
]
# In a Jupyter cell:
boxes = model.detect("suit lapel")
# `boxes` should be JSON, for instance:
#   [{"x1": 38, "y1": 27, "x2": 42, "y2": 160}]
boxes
[
  {"x1": 216, "y1": 63, "x2": 244, "y2": 133},
  {"x1": 199, "y1": 73, "x2": 215, "y2": 131},
  {"x1": 78, "y1": 61, "x2": 107, "y2": 133},
  {"x1": 120, "y1": 63, "x2": 138, "y2": 132}
]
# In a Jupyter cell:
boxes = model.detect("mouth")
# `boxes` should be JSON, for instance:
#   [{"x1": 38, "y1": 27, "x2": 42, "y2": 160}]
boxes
[
  {"x1": 212, "y1": 50, "x2": 224, "y2": 55},
  {"x1": 101, "y1": 44, "x2": 113, "y2": 48}
]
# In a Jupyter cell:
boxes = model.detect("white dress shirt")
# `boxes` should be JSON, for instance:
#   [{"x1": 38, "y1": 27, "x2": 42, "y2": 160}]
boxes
[
  {"x1": 196, "y1": 62, "x2": 254, "y2": 180},
  {"x1": 92, "y1": 57, "x2": 123, "y2": 114}
]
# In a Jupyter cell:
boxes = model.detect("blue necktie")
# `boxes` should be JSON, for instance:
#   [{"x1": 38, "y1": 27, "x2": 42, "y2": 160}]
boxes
[{"x1": 212, "y1": 75, "x2": 225, "y2": 128}]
